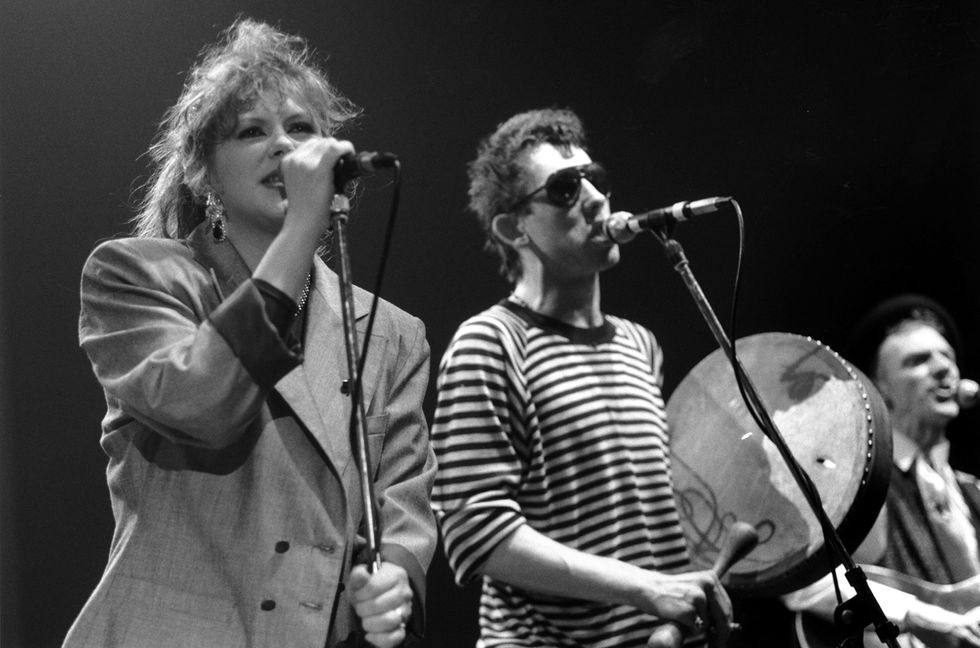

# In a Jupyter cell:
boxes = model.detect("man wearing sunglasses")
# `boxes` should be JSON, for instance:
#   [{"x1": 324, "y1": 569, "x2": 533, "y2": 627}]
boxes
[{"x1": 430, "y1": 108, "x2": 734, "y2": 647}]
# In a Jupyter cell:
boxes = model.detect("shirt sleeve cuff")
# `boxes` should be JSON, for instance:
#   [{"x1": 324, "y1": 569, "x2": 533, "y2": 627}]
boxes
[
  {"x1": 253, "y1": 277, "x2": 298, "y2": 337},
  {"x1": 208, "y1": 279, "x2": 301, "y2": 389},
  {"x1": 440, "y1": 507, "x2": 526, "y2": 586}
]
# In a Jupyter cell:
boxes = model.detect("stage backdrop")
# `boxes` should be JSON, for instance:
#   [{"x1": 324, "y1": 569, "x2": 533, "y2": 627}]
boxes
[{"x1": 2, "y1": 1, "x2": 978, "y2": 646}]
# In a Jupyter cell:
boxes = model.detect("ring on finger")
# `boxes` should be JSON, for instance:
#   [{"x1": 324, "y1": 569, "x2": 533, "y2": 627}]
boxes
[
  {"x1": 693, "y1": 616, "x2": 705, "y2": 632},
  {"x1": 396, "y1": 607, "x2": 407, "y2": 632}
]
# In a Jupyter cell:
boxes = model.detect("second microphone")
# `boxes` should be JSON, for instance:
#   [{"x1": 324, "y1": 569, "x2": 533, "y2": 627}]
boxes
[{"x1": 595, "y1": 197, "x2": 732, "y2": 244}]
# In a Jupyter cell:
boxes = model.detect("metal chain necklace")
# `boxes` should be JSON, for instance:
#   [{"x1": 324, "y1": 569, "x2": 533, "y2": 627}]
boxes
[{"x1": 294, "y1": 273, "x2": 312, "y2": 317}]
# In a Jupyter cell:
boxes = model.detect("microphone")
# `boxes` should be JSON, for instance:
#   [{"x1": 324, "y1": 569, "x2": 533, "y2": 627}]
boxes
[
  {"x1": 334, "y1": 151, "x2": 398, "y2": 186},
  {"x1": 958, "y1": 379, "x2": 979, "y2": 409},
  {"x1": 595, "y1": 197, "x2": 732, "y2": 244}
]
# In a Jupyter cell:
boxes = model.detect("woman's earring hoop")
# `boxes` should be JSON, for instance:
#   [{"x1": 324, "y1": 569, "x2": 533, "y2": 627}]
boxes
[{"x1": 206, "y1": 192, "x2": 227, "y2": 242}]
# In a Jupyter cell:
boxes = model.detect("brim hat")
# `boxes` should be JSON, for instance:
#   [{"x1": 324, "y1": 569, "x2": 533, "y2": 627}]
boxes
[{"x1": 844, "y1": 294, "x2": 963, "y2": 378}]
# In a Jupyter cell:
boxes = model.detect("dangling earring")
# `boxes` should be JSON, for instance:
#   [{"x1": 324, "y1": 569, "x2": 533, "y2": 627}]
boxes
[{"x1": 206, "y1": 192, "x2": 227, "y2": 242}]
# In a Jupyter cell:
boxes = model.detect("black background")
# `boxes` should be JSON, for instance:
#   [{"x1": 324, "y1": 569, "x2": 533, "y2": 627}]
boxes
[{"x1": 2, "y1": 1, "x2": 979, "y2": 646}]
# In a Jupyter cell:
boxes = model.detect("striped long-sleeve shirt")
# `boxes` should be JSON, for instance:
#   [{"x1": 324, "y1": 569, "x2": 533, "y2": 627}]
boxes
[{"x1": 431, "y1": 300, "x2": 692, "y2": 647}]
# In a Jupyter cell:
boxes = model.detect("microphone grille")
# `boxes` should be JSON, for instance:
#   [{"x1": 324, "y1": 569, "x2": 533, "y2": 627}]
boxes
[
  {"x1": 957, "y1": 378, "x2": 979, "y2": 409},
  {"x1": 603, "y1": 211, "x2": 636, "y2": 244}
]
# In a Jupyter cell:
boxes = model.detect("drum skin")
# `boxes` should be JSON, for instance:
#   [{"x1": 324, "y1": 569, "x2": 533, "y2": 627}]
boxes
[{"x1": 666, "y1": 332, "x2": 892, "y2": 597}]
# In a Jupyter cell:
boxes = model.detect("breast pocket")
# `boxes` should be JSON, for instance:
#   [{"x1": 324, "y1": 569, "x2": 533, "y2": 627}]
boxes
[{"x1": 364, "y1": 413, "x2": 389, "y2": 479}]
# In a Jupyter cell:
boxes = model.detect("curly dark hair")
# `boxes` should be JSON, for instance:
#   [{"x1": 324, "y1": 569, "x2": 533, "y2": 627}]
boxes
[
  {"x1": 133, "y1": 17, "x2": 360, "y2": 241},
  {"x1": 467, "y1": 108, "x2": 588, "y2": 282}
]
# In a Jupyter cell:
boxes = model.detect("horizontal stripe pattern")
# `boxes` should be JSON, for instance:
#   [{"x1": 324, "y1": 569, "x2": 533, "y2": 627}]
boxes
[{"x1": 432, "y1": 303, "x2": 692, "y2": 647}]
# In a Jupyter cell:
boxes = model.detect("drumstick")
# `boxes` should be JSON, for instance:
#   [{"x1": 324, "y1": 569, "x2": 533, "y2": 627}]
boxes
[{"x1": 647, "y1": 521, "x2": 760, "y2": 648}]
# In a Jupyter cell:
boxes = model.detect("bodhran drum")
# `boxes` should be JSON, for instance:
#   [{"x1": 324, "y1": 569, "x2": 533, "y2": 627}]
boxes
[{"x1": 666, "y1": 332, "x2": 891, "y2": 597}]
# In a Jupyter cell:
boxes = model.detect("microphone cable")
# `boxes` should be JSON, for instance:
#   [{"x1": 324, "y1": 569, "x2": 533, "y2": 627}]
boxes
[
  {"x1": 721, "y1": 201, "x2": 848, "y2": 608},
  {"x1": 650, "y1": 199, "x2": 847, "y2": 606},
  {"x1": 353, "y1": 158, "x2": 402, "y2": 392}
]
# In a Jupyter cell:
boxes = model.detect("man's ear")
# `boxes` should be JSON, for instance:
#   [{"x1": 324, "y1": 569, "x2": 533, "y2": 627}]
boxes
[{"x1": 491, "y1": 212, "x2": 528, "y2": 247}]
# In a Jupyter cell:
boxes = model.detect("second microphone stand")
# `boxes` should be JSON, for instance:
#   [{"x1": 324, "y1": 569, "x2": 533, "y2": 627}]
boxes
[{"x1": 654, "y1": 218, "x2": 900, "y2": 648}]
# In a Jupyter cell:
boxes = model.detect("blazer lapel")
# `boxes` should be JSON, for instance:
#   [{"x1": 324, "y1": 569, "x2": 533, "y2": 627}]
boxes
[
  {"x1": 279, "y1": 259, "x2": 386, "y2": 479},
  {"x1": 186, "y1": 224, "x2": 383, "y2": 477}
]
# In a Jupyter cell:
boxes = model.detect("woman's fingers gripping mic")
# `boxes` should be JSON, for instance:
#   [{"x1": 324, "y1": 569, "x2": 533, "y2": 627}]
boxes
[{"x1": 279, "y1": 137, "x2": 356, "y2": 227}]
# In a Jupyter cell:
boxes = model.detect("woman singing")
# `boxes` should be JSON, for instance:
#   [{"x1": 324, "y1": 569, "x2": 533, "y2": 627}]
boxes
[{"x1": 64, "y1": 18, "x2": 436, "y2": 648}]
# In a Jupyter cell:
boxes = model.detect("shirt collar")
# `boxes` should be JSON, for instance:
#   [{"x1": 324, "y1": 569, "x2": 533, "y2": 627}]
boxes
[
  {"x1": 892, "y1": 429, "x2": 951, "y2": 473},
  {"x1": 500, "y1": 298, "x2": 616, "y2": 345}
]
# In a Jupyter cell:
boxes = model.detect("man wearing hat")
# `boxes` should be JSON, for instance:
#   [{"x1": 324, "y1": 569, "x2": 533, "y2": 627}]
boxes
[{"x1": 785, "y1": 295, "x2": 980, "y2": 647}]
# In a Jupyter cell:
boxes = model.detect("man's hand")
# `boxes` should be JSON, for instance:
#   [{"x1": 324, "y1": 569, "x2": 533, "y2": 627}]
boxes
[
  {"x1": 638, "y1": 569, "x2": 734, "y2": 648},
  {"x1": 349, "y1": 562, "x2": 413, "y2": 648},
  {"x1": 905, "y1": 600, "x2": 980, "y2": 647}
]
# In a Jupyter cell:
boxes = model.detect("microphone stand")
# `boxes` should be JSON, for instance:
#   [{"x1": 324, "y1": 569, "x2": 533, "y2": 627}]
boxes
[
  {"x1": 329, "y1": 192, "x2": 384, "y2": 574},
  {"x1": 654, "y1": 225, "x2": 899, "y2": 648}
]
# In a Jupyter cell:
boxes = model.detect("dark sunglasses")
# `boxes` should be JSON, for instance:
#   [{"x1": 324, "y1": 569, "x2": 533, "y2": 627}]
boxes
[{"x1": 508, "y1": 162, "x2": 611, "y2": 212}]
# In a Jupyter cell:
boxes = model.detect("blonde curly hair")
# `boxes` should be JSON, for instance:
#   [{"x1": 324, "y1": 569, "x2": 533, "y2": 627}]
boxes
[{"x1": 133, "y1": 17, "x2": 360, "y2": 239}]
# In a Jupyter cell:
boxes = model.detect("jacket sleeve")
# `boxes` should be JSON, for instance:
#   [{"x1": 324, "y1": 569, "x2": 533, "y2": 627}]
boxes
[
  {"x1": 78, "y1": 240, "x2": 301, "y2": 449},
  {"x1": 371, "y1": 314, "x2": 438, "y2": 640}
]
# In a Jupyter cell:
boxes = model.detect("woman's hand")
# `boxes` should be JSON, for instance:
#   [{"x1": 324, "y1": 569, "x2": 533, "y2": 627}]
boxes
[
  {"x1": 349, "y1": 562, "x2": 414, "y2": 648},
  {"x1": 254, "y1": 136, "x2": 354, "y2": 298},
  {"x1": 280, "y1": 136, "x2": 355, "y2": 236}
]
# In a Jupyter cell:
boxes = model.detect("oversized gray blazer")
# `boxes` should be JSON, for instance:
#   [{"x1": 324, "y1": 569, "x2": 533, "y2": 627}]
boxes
[{"x1": 64, "y1": 223, "x2": 437, "y2": 647}]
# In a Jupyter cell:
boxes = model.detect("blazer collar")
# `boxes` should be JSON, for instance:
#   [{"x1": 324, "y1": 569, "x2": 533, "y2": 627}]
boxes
[{"x1": 185, "y1": 222, "x2": 252, "y2": 302}]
